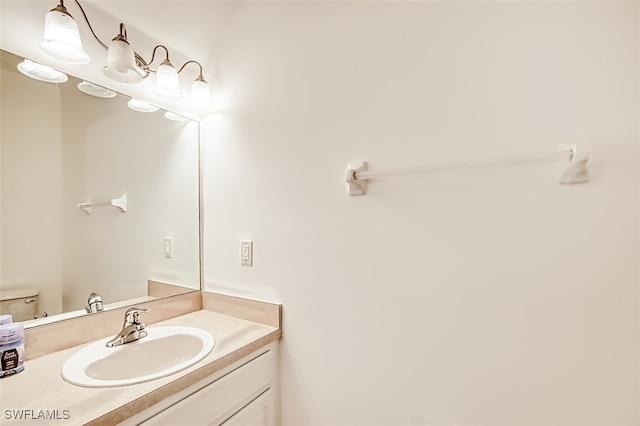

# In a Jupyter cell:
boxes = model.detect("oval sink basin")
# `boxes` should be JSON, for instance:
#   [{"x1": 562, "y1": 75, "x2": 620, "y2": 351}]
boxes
[{"x1": 62, "y1": 326, "x2": 215, "y2": 388}]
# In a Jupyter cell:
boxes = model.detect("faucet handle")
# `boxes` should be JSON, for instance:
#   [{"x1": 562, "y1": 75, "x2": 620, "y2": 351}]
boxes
[{"x1": 124, "y1": 307, "x2": 149, "y2": 326}]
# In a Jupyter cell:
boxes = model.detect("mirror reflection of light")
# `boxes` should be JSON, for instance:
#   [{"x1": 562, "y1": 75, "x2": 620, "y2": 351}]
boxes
[
  {"x1": 77, "y1": 81, "x2": 117, "y2": 98},
  {"x1": 16, "y1": 59, "x2": 68, "y2": 83},
  {"x1": 127, "y1": 98, "x2": 159, "y2": 113},
  {"x1": 164, "y1": 111, "x2": 189, "y2": 122}
]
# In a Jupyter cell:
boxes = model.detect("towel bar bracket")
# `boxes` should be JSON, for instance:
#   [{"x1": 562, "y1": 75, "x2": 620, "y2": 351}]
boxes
[
  {"x1": 345, "y1": 161, "x2": 368, "y2": 196},
  {"x1": 77, "y1": 194, "x2": 127, "y2": 215}
]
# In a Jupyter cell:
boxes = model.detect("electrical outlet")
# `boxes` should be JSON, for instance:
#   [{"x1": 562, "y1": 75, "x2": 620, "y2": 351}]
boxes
[
  {"x1": 164, "y1": 236, "x2": 173, "y2": 258},
  {"x1": 240, "y1": 240, "x2": 253, "y2": 266}
]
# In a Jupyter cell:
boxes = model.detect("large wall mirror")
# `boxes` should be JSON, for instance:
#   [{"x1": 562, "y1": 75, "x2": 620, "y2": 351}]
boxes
[{"x1": 0, "y1": 49, "x2": 201, "y2": 327}]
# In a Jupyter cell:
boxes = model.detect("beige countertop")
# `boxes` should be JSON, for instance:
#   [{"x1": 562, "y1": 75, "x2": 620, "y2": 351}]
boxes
[{"x1": 0, "y1": 309, "x2": 281, "y2": 425}]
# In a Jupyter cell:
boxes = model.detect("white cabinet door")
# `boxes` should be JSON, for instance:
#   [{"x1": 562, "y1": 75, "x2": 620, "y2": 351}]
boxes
[
  {"x1": 139, "y1": 347, "x2": 277, "y2": 426},
  {"x1": 222, "y1": 389, "x2": 275, "y2": 426}
]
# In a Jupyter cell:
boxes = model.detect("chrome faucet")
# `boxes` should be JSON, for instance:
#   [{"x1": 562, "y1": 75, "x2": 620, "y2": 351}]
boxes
[
  {"x1": 85, "y1": 292, "x2": 104, "y2": 314},
  {"x1": 106, "y1": 307, "x2": 149, "y2": 348}
]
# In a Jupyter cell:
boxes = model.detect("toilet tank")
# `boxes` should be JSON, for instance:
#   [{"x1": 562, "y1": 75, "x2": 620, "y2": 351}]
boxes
[{"x1": 0, "y1": 288, "x2": 39, "y2": 322}]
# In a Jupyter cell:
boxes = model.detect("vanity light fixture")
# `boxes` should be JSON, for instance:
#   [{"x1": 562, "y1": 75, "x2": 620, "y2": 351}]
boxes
[
  {"x1": 180, "y1": 61, "x2": 213, "y2": 111},
  {"x1": 38, "y1": 0, "x2": 214, "y2": 111},
  {"x1": 17, "y1": 59, "x2": 68, "y2": 83},
  {"x1": 127, "y1": 98, "x2": 159, "y2": 113},
  {"x1": 39, "y1": 0, "x2": 90, "y2": 64},
  {"x1": 102, "y1": 23, "x2": 146, "y2": 84},
  {"x1": 151, "y1": 46, "x2": 182, "y2": 99}
]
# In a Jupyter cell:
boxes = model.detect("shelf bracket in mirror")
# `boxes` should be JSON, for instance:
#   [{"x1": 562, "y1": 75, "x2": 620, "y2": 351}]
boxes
[{"x1": 78, "y1": 194, "x2": 127, "y2": 215}]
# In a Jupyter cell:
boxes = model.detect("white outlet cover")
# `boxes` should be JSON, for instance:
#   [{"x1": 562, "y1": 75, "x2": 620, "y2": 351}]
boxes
[{"x1": 240, "y1": 240, "x2": 253, "y2": 266}]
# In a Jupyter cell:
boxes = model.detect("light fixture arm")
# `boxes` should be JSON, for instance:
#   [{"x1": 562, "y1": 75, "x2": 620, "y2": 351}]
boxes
[
  {"x1": 147, "y1": 45, "x2": 171, "y2": 66},
  {"x1": 72, "y1": 0, "x2": 150, "y2": 73},
  {"x1": 72, "y1": 0, "x2": 107, "y2": 49},
  {"x1": 178, "y1": 60, "x2": 205, "y2": 79}
]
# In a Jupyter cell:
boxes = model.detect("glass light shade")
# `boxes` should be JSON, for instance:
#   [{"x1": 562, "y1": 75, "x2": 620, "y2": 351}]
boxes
[
  {"x1": 39, "y1": 8, "x2": 90, "y2": 64},
  {"x1": 153, "y1": 60, "x2": 182, "y2": 98},
  {"x1": 17, "y1": 59, "x2": 68, "y2": 83},
  {"x1": 127, "y1": 98, "x2": 159, "y2": 113},
  {"x1": 102, "y1": 37, "x2": 145, "y2": 83},
  {"x1": 189, "y1": 78, "x2": 212, "y2": 111}
]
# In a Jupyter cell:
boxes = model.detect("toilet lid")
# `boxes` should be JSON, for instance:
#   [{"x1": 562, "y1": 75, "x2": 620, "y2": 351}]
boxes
[{"x1": 0, "y1": 288, "x2": 39, "y2": 301}]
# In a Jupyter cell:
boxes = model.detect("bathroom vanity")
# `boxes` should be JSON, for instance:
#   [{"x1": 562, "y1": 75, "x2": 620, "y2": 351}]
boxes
[
  {"x1": 124, "y1": 341, "x2": 279, "y2": 425},
  {"x1": 0, "y1": 292, "x2": 282, "y2": 425}
]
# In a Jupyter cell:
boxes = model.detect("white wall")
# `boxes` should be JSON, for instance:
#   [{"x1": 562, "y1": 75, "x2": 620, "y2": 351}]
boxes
[
  {"x1": 202, "y1": 2, "x2": 639, "y2": 425},
  {"x1": 1, "y1": 64, "x2": 63, "y2": 317}
]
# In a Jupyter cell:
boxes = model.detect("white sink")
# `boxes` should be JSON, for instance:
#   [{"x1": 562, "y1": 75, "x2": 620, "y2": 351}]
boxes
[{"x1": 61, "y1": 326, "x2": 215, "y2": 388}]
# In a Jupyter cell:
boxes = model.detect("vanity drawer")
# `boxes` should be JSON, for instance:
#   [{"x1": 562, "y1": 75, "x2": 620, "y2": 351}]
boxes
[{"x1": 139, "y1": 348, "x2": 276, "y2": 425}]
